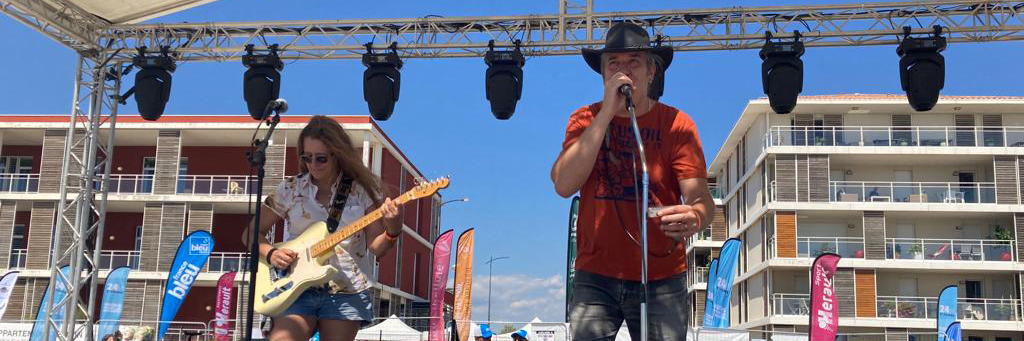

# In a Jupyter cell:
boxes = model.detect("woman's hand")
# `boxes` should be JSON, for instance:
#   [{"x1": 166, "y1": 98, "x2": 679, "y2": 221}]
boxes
[{"x1": 381, "y1": 197, "x2": 402, "y2": 236}]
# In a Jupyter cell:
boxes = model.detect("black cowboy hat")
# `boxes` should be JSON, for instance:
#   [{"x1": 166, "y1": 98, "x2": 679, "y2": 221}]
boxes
[{"x1": 581, "y1": 22, "x2": 674, "y2": 74}]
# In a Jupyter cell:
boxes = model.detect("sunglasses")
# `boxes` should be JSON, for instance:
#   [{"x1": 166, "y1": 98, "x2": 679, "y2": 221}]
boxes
[{"x1": 300, "y1": 154, "x2": 330, "y2": 164}]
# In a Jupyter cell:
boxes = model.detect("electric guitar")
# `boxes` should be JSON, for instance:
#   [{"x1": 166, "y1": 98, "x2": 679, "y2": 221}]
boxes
[{"x1": 254, "y1": 177, "x2": 450, "y2": 315}]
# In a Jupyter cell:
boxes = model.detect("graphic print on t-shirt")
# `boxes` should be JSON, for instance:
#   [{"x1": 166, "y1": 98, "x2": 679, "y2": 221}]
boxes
[{"x1": 594, "y1": 122, "x2": 664, "y2": 202}]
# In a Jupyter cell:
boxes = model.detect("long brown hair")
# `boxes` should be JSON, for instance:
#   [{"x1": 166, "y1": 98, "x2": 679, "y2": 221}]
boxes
[{"x1": 297, "y1": 115, "x2": 382, "y2": 205}]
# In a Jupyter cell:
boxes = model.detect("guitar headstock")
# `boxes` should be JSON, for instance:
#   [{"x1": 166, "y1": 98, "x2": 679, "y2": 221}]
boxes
[{"x1": 408, "y1": 177, "x2": 450, "y2": 200}]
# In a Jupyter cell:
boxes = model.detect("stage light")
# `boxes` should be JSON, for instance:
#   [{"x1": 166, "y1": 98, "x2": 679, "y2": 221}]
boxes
[
  {"x1": 243, "y1": 44, "x2": 284, "y2": 120},
  {"x1": 484, "y1": 40, "x2": 526, "y2": 120},
  {"x1": 132, "y1": 46, "x2": 176, "y2": 121},
  {"x1": 760, "y1": 31, "x2": 805, "y2": 114},
  {"x1": 362, "y1": 42, "x2": 403, "y2": 121},
  {"x1": 897, "y1": 25, "x2": 946, "y2": 112}
]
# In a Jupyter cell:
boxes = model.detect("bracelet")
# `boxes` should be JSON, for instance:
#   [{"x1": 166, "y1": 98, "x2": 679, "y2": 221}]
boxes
[
  {"x1": 384, "y1": 230, "x2": 401, "y2": 242},
  {"x1": 265, "y1": 248, "x2": 278, "y2": 264}
]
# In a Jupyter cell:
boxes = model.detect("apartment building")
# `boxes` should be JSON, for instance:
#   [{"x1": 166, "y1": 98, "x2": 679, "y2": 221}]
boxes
[
  {"x1": 691, "y1": 94, "x2": 1024, "y2": 341},
  {"x1": 0, "y1": 115, "x2": 443, "y2": 338}
]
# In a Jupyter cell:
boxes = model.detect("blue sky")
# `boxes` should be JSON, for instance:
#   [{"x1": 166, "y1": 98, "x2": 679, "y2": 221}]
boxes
[{"x1": 1, "y1": 0, "x2": 1022, "y2": 324}]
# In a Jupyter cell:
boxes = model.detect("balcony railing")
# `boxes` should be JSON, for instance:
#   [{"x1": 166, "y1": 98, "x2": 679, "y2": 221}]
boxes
[
  {"x1": 177, "y1": 175, "x2": 257, "y2": 196},
  {"x1": 207, "y1": 252, "x2": 249, "y2": 273},
  {"x1": 8, "y1": 249, "x2": 26, "y2": 269},
  {"x1": 98, "y1": 250, "x2": 141, "y2": 270},
  {"x1": 772, "y1": 293, "x2": 811, "y2": 316},
  {"x1": 709, "y1": 184, "x2": 721, "y2": 199},
  {"x1": 797, "y1": 236, "x2": 865, "y2": 259},
  {"x1": 688, "y1": 267, "x2": 709, "y2": 287},
  {"x1": 106, "y1": 174, "x2": 154, "y2": 194},
  {"x1": 885, "y1": 238, "x2": 1014, "y2": 261},
  {"x1": 766, "y1": 126, "x2": 1024, "y2": 148},
  {"x1": 829, "y1": 181, "x2": 996, "y2": 204},
  {"x1": 877, "y1": 296, "x2": 1021, "y2": 321},
  {"x1": 0, "y1": 173, "x2": 39, "y2": 193},
  {"x1": 695, "y1": 228, "x2": 713, "y2": 242}
]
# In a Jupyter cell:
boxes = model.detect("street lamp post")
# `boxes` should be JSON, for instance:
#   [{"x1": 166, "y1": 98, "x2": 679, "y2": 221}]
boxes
[
  {"x1": 437, "y1": 198, "x2": 469, "y2": 239},
  {"x1": 485, "y1": 255, "x2": 510, "y2": 323}
]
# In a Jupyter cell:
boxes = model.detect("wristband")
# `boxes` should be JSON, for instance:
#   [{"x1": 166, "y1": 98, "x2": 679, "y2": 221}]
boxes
[
  {"x1": 384, "y1": 229, "x2": 401, "y2": 242},
  {"x1": 265, "y1": 248, "x2": 278, "y2": 264}
]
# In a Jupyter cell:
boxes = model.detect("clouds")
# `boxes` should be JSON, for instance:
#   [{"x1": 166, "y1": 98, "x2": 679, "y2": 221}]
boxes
[{"x1": 465, "y1": 273, "x2": 567, "y2": 324}]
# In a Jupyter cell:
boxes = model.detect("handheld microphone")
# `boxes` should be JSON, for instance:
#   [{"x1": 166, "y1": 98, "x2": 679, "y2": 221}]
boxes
[{"x1": 618, "y1": 84, "x2": 634, "y2": 109}]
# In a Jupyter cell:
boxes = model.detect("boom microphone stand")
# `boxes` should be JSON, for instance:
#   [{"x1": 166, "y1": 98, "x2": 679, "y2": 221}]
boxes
[
  {"x1": 620, "y1": 85, "x2": 650, "y2": 341},
  {"x1": 244, "y1": 100, "x2": 286, "y2": 341}
]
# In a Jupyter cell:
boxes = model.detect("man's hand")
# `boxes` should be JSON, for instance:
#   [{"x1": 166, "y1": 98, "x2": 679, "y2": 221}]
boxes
[
  {"x1": 655, "y1": 205, "x2": 703, "y2": 242},
  {"x1": 269, "y1": 248, "x2": 298, "y2": 270},
  {"x1": 600, "y1": 72, "x2": 634, "y2": 119}
]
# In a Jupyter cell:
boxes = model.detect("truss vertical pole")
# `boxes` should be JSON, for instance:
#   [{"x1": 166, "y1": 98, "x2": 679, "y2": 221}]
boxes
[{"x1": 41, "y1": 53, "x2": 119, "y2": 341}]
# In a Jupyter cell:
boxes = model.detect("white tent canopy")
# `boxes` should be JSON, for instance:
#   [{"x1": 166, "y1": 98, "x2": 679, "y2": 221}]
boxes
[{"x1": 356, "y1": 315, "x2": 424, "y2": 341}]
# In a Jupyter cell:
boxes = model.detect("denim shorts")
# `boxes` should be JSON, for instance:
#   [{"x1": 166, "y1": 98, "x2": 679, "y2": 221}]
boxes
[{"x1": 279, "y1": 287, "x2": 374, "y2": 326}]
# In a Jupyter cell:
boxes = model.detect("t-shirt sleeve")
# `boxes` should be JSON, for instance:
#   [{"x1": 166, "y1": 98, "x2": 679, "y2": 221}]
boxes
[
  {"x1": 561, "y1": 106, "x2": 595, "y2": 150},
  {"x1": 263, "y1": 178, "x2": 293, "y2": 218},
  {"x1": 671, "y1": 112, "x2": 709, "y2": 179}
]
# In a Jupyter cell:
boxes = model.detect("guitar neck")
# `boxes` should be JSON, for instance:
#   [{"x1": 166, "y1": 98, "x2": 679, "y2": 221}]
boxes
[{"x1": 310, "y1": 191, "x2": 415, "y2": 257}]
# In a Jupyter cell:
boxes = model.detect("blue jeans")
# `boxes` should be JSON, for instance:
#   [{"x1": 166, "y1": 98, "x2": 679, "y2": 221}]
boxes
[{"x1": 569, "y1": 270, "x2": 689, "y2": 341}]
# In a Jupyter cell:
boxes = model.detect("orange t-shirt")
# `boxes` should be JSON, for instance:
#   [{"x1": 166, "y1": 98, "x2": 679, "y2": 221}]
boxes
[{"x1": 562, "y1": 102, "x2": 708, "y2": 281}]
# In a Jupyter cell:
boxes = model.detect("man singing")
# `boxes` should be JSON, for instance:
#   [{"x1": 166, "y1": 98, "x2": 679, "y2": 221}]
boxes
[{"x1": 551, "y1": 22, "x2": 714, "y2": 341}]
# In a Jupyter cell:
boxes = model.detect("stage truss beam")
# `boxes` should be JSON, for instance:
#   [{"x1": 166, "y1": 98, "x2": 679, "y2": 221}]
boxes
[{"x1": 95, "y1": 1, "x2": 1024, "y2": 60}]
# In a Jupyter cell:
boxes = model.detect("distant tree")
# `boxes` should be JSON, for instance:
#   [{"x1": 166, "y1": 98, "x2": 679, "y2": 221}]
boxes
[{"x1": 500, "y1": 325, "x2": 517, "y2": 334}]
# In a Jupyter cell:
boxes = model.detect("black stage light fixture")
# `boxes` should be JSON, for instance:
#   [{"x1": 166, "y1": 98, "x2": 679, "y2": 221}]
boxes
[
  {"x1": 760, "y1": 31, "x2": 805, "y2": 114},
  {"x1": 484, "y1": 40, "x2": 526, "y2": 120},
  {"x1": 132, "y1": 46, "x2": 176, "y2": 121},
  {"x1": 362, "y1": 42, "x2": 403, "y2": 121},
  {"x1": 897, "y1": 25, "x2": 947, "y2": 112},
  {"x1": 647, "y1": 35, "x2": 668, "y2": 101},
  {"x1": 243, "y1": 44, "x2": 284, "y2": 120}
]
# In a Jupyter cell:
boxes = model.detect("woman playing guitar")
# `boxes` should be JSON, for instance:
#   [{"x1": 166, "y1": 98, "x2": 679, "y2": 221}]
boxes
[{"x1": 243, "y1": 115, "x2": 402, "y2": 341}]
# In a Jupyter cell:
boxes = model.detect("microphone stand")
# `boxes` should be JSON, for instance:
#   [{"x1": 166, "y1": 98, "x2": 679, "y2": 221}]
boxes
[
  {"x1": 624, "y1": 93, "x2": 651, "y2": 341},
  {"x1": 244, "y1": 104, "x2": 283, "y2": 341}
]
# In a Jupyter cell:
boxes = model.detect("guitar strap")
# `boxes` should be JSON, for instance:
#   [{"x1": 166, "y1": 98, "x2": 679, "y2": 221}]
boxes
[{"x1": 324, "y1": 173, "x2": 355, "y2": 233}]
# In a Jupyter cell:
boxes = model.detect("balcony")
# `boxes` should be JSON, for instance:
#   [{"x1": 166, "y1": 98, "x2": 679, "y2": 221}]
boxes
[
  {"x1": 772, "y1": 293, "x2": 811, "y2": 316},
  {"x1": 688, "y1": 266, "x2": 709, "y2": 288},
  {"x1": 207, "y1": 252, "x2": 249, "y2": 273},
  {"x1": 177, "y1": 175, "x2": 257, "y2": 196},
  {"x1": 106, "y1": 174, "x2": 154, "y2": 194},
  {"x1": 797, "y1": 236, "x2": 865, "y2": 259},
  {"x1": 709, "y1": 184, "x2": 722, "y2": 199},
  {"x1": 98, "y1": 250, "x2": 141, "y2": 270},
  {"x1": 829, "y1": 181, "x2": 996, "y2": 204},
  {"x1": 0, "y1": 173, "x2": 39, "y2": 193},
  {"x1": 767, "y1": 126, "x2": 1024, "y2": 148},
  {"x1": 877, "y1": 296, "x2": 1021, "y2": 321},
  {"x1": 8, "y1": 249, "x2": 26, "y2": 269},
  {"x1": 885, "y1": 238, "x2": 1014, "y2": 261}
]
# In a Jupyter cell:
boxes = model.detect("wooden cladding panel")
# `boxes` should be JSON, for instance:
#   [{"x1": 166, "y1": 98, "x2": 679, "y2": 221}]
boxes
[
  {"x1": 776, "y1": 211, "x2": 796, "y2": 258},
  {"x1": 864, "y1": 211, "x2": 886, "y2": 260},
  {"x1": 994, "y1": 156, "x2": 1019, "y2": 204},
  {"x1": 855, "y1": 269, "x2": 877, "y2": 318}
]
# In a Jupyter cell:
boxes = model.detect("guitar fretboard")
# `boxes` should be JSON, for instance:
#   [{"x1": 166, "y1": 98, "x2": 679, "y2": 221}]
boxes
[{"x1": 309, "y1": 191, "x2": 415, "y2": 257}]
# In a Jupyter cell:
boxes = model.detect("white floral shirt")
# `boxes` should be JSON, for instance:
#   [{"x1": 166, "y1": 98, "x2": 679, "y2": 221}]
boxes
[{"x1": 265, "y1": 173, "x2": 374, "y2": 292}]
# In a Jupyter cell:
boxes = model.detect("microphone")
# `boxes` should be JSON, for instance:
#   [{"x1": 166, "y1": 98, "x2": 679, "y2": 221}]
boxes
[
  {"x1": 618, "y1": 84, "x2": 634, "y2": 109},
  {"x1": 261, "y1": 98, "x2": 288, "y2": 120}
]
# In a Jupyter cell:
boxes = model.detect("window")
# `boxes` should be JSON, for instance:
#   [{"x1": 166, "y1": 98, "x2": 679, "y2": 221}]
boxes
[
  {"x1": 8, "y1": 225, "x2": 25, "y2": 268},
  {"x1": 0, "y1": 156, "x2": 34, "y2": 191},
  {"x1": 395, "y1": 236, "x2": 403, "y2": 287},
  {"x1": 412, "y1": 253, "x2": 419, "y2": 297},
  {"x1": 141, "y1": 157, "x2": 187, "y2": 193},
  {"x1": 134, "y1": 226, "x2": 143, "y2": 251}
]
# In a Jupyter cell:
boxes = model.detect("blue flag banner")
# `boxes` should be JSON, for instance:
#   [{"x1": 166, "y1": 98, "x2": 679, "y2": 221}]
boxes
[
  {"x1": 944, "y1": 322, "x2": 961, "y2": 341},
  {"x1": 98, "y1": 267, "x2": 132, "y2": 338},
  {"x1": 702, "y1": 258, "x2": 719, "y2": 327},
  {"x1": 30, "y1": 265, "x2": 72, "y2": 341},
  {"x1": 704, "y1": 238, "x2": 742, "y2": 328},
  {"x1": 937, "y1": 285, "x2": 958, "y2": 341},
  {"x1": 159, "y1": 230, "x2": 215, "y2": 339}
]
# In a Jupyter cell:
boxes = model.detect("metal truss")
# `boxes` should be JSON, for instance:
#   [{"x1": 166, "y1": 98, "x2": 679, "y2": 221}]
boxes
[
  {"x1": 94, "y1": 1, "x2": 1024, "y2": 61},
  {"x1": 0, "y1": 0, "x2": 107, "y2": 53},
  {"x1": 41, "y1": 55, "x2": 121, "y2": 341}
]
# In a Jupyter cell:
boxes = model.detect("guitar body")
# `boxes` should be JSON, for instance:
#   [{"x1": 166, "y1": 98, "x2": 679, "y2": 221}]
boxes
[{"x1": 254, "y1": 221, "x2": 337, "y2": 316}]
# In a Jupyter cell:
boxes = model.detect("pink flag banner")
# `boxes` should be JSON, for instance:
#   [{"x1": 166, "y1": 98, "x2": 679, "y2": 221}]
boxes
[
  {"x1": 809, "y1": 253, "x2": 842, "y2": 341},
  {"x1": 429, "y1": 230, "x2": 455, "y2": 341},
  {"x1": 214, "y1": 272, "x2": 237, "y2": 341}
]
